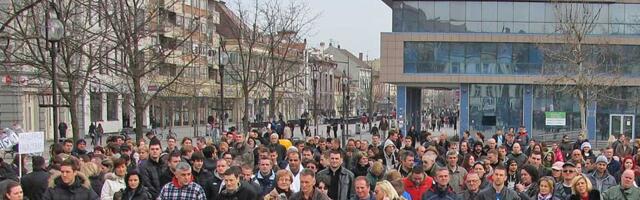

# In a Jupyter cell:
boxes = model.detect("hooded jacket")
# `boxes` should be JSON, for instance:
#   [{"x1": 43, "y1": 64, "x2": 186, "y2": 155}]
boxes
[{"x1": 43, "y1": 172, "x2": 99, "y2": 200}]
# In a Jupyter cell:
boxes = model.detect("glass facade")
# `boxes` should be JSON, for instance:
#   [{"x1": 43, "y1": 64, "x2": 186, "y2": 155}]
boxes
[
  {"x1": 393, "y1": 1, "x2": 640, "y2": 35},
  {"x1": 532, "y1": 86, "x2": 582, "y2": 137},
  {"x1": 404, "y1": 42, "x2": 640, "y2": 76},
  {"x1": 596, "y1": 87, "x2": 640, "y2": 140},
  {"x1": 469, "y1": 84, "x2": 523, "y2": 133}
]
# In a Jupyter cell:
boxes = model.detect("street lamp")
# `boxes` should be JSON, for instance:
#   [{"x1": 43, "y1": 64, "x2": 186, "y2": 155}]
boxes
[
  {"x1": 311, "y1": 63, "x2": 319, "y2": 136},
  {"x1": 341, "y1": 75, "x2": 349, "y2": 147},
  {"x1": 41, "y1": 1, "x2": 64, "y2": 142},
  {"x1": 218, "y1": 40, "x2": 229, "y2": 135}
]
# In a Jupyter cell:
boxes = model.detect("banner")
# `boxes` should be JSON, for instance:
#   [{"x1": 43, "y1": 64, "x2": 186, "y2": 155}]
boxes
[{"x1": 545, "y1": 112, "x2": 566, "y2": 126}]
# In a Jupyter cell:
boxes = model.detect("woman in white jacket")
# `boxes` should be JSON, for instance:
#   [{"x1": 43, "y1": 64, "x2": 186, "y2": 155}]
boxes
[{"x1": 101, "y1": 158, "x2": 127, "y2": 200}]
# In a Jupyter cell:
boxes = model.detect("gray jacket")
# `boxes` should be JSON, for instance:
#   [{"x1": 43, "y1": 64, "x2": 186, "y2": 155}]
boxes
[
  {"x1": 448, "y1": 166, "x2": 467, "y2": 194},
  {"x1": 317, "y1": 167, "x2": 355, "y2": 200},
  {"x1": 588, "y1": 170, "x2": 617, "y2": 193},
  {"x1": 477, "y1": 186, "x2": 521, "y2": 200}
]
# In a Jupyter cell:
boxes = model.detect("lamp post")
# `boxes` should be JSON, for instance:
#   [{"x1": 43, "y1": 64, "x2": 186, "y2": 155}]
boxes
[
  {"x1": 218, "y1": 40, "x2": 229, "y2": 135},
  {"x1": 311, "y1": 64, "x2": 319, "y2": 136},
  {"x1": 41, "y1": 1, "x2": 64, "y2": 142},
  {"x1": 341, "y1": 75, "x2": 348, "y2": 147}
]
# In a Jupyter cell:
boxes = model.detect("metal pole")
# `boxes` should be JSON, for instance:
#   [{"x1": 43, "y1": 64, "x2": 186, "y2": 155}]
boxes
[
  {"x1": 313, "y1": 78, "x2": 317, "y2": 136},
  {"x1": 219, "y1": 47, "x2": 225, "y2": 134},
  {"x1": 51, "y1": 41, "x2": 58, "y2": 142}
]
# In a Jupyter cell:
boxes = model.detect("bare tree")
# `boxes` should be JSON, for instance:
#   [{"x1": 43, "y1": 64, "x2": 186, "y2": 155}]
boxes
[
  {"x1": 541, "y1": 2, "x2": 622, "y2": 136},
  {"x1": 93, "y1": 0, "x2": 203, "y2": 141},
  {"x1": 4, "y1": 0, "x2": 108, "y2": 141}
]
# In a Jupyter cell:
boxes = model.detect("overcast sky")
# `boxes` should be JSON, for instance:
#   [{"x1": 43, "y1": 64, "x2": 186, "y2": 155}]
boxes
[
  {"x1": 233, "y1": 0, "x2": 391, "y2": 59},
  {"x1": 305, "y1": 0, "x2": 391, "y2": 59}
]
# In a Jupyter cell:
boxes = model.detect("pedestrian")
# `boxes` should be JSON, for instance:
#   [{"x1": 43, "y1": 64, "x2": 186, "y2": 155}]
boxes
[
  {"x1": 20, "y1": 156, "x2": 49, "y2": 200},
  {"x1": 95, "y1": 123, "x2": 104, "y2": 146},
  {"x1": 114, "y1": 170, "x2": 152, "y2": 200},
  {"x1": 157, "y1": 162, "x2": 206, "y2": 200},
  {"x1": 42, "y1": 158, "x2": 99, "y2": 200},
  {"x1": 3, "y1": 181, "x2": 23, "y2": 200},
  {"x1": 568, "y1": 174, "x2": 600, "y2": 200}
]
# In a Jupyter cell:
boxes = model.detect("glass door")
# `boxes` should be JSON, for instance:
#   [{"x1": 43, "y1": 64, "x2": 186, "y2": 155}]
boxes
[{"x1": 610, "y1": 114, "x2": 635, "y2": 139}]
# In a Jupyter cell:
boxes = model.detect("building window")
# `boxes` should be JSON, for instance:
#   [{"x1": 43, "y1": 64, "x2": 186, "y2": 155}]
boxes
[
  {"x1": 90, "y1": 93, "x2": 102, "y2": 122},
  {"x1": 107, "y1": 93, "x2": 118, "y2": 121}
]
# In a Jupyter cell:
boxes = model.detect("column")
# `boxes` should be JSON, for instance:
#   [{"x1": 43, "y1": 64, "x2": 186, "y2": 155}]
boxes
[
  {"x1": 523, "y1": 85, "x2": 533, "y2": 132},
  {"x1": 459, "y1": 84, "x2": 469, "y2": 136},
  {"x1": 406, "y1": 87, "x2": 422, "y2": 134},
  {"x1": 396, "y1": 86, "x2": 406, "y2": 135}
]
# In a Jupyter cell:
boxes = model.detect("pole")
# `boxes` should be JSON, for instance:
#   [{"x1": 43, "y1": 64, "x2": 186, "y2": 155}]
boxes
[
  {"x1": 51, "y1": 41, "x2": 58, "y2": 143},
  {"x1": 219, "y1": 48, "x2": 225, "y2": 134},
  {"x1": 341, "y1": 81, "x2": 346, "y2": 148},
  {"x1": 313, "y1": 78, "x2": 318, "y2": 136}
]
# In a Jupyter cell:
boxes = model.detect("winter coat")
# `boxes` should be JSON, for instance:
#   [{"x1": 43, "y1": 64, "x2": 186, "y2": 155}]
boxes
[
  {"x1": 100, "y1": 173, "x2": 125, "y2": 200},
  {"x1": 192, "y1": 168, "x2": 214, "y2": 189},
  {"x1": 42, "y1": 172, "x2": 99, "y2": 200},
  {"x1": 137, "y1": 158, "x2": 165, "y2": 198},
  {"x1": 204, "y1": 172, "x2": 224, "y2": 200},
  {"x1": 569, "y1": 190, "x2": 601, "y2": 200},
  {"x1": 458, "y1": 190, "x2": 480, "y2": 200},
  {"x1": 602, "y1": 185, "x2": 640, "y2": 200},
  {"x1": 115, "y1": 186, "x2": 153, "y2": 200},
  {"x1": 507, "y1": 153, "x2": 528, "y2": 167},
  {"x1": 89, "y1": 172, "x2": 106, "y2": 196},
  {"x1": 588, "y1": 171, "x2": 617, "y2": 193},
  {"x1": 290, "y1": 188, "x2": 332, "y2": 200},
  {"x1": 365, "y1": 171, "x2": 384, "y2": 190},
  {"x1": 20, "y1": 168, "x2": 50, "y2": 200},
  {"x1": 447, "y1": 166, "x2": 467, "y2": 194},
  {"x1": 421, "y1": 185, "x2": 458, "y2": 200},
  {"x1": 352, "y1": 163, "x2": 370, "y2": 178},
  {"x1": 317, "y1": 167, "x2": 356, "y2": 200},
  {"x1": 214, "y1": 182, "x2": 259, "y2": 200},
  {"x1": 403, "y1": 176, "x2": 434, "y2": 200},
  {"x1": 254, "y1": 171, "x2": 276, "y2": 196},
  {"x1": 477, "y1": 186, "x2": 521, "y2": 200}
]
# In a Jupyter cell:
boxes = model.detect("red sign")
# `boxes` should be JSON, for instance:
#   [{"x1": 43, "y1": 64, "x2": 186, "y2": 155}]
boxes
[
  {"x1": 3, "y1": 75, "x2": 11, "y2": 85},
  {"x1": 148, "y1": 85, "x2": 158, "y2": 91}
]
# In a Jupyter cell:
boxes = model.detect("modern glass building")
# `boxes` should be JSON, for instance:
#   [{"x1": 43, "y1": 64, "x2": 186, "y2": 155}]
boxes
[{"x1": 380, "y1": 0, "x2": 640, "y2": 142}]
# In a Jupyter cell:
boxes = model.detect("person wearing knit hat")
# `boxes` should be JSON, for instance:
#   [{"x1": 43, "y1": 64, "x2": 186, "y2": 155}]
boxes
[
  {"x1": 551, "y1": 161, "x2": 564, "y2": 182},
  {"x1": 516, "y1": 165, "x2": 540, "y2": 198},
  {"x1": 581, "y1": 142, "x2": 596, "y2": 162},
  {"x1": 588, "y1": 155, "x2": 617, "y2": 193}
]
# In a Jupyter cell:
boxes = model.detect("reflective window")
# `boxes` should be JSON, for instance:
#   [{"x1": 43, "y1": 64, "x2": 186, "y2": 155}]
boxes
[
  {"x1": 466, "y1": 2, "x2": 481, "y2": 21},
  {"x1": 469, "y1": 84, "x2": 523, "y2": 133},
  {"x1": 625, "y1": 4, "x2": 640, "y2": 24},
  {"x1": 466, "y1": 22, "x2": 482, "y2": 32},
  {"x1": 418, "y1": 1, "x2": 435, "y2": 20},
  {"x1": 451, "y1": 2, "x2": 466, "y2": 21},
  {"x1": 513, "y1": 22, "x2": 529, "y2": 33},
  {"x1": 482, "y1": 22, "x2": 498, "y2": 32},
  {"x1": 530, "y1": 3, "x2": 546, "y2": 22},
  {"x1": 610, "y1": 4, "x2": 625, "y2": 23},
  {"x1": 498, "y1": 2, "x2": 514, "y2": 21},
  {"x1": 514, "y1": 2, "x2": 530, "y2": 22},
  {"x1": 482, "y1": 2, "x2": 498, "y2": 21},
  {"x1": 532, "y1": 86, "x2": 582, "y2": 137},
  {"x1": 545, "y1": 4, "x2": 557, "y2": 23},
  {"x1": 466, "y1": 43, "x2": 481, "y2": 74},
  {"x1": 595, "y1": 4, "x2": 608, "y2": 24},
  {"x1": 498, "y1": 22, "x2": 514, "y2": 33},
  {"x1": 435, "y1": 2, "x2": 450, "y2": 21}
]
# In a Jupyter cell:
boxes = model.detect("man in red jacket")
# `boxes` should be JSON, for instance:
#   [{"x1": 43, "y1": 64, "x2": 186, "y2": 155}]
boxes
[{"x1": 402, "y1": 165, "x2": 433, "y2": 200}]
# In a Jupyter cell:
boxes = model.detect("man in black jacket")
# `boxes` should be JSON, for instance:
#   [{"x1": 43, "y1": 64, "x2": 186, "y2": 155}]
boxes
[
  {"x1": 42, "y1": 158, "x2": 98, "y2": 199},
  {"x1": 215, "y1": 167, "x2": 259, "y2": 200},
  {"x1": 137, "y1": 139, "x2": 166, "y2": 199},
  {"x1": 21, "y1": 156, "x2": 49, "y2": 200}
]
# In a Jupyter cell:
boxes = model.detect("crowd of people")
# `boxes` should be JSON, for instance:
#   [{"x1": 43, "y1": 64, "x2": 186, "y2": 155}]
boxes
[{"x1": 1, "y1": 122, "x2": 640, "y2": 200}]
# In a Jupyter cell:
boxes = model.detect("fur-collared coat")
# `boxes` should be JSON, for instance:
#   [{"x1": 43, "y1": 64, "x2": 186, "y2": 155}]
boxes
[{"x1": 42, "y1": 171, "x2": 99, "y2": 200}]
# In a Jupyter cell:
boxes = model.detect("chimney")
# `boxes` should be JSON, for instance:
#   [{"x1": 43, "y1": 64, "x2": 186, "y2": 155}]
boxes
[{"x1": 359, "y1": 53, "x2": 363, "y2": 61}]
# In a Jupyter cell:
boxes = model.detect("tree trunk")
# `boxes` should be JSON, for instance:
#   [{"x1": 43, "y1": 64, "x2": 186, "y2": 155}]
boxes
[
  {"x1": 134, "y1": 77, "x2": 145, "y2": 143},
  {"x1": 269, "y1": 87, "x2": 277, "y2": 120},
  {"x1": 578, "y1": 89, "x2": 588, "y2": 137},
  {"x1": 68, "y1": 97, "x2": 81, "y2": 141},
  {"x1": 243, "y1": 87, "x2": 251, "y2": 133}
]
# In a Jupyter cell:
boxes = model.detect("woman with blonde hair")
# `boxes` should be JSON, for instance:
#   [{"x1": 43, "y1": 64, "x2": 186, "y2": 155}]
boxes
[
  {"x1": 265, "y1": 169, "x2": 294, "y2": 200},
  {"x1": 569, "y1": 174, "x2": 600, "y2": 200},
  {"x1": 537, "y1": 176, "x2": 561, "y2": 200},
  {"x1": 374, "y1": 180, "x2": 405, "y2": 200}
]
